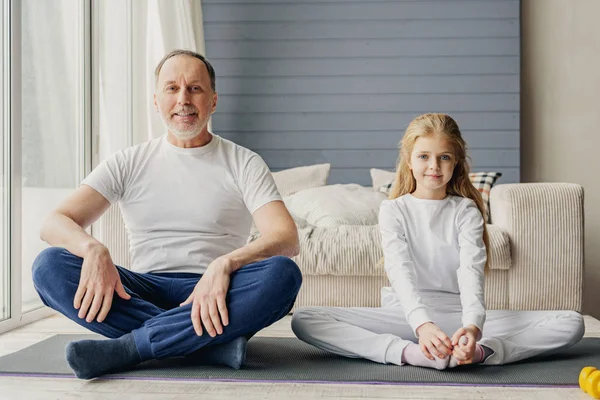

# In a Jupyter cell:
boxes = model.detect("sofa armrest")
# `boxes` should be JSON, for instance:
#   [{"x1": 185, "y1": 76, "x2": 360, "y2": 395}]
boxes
[
  {"x1": 489, "y1": 183, "x2": 584, "y2": 311},
  {"x1": 487, "y1": 225, "x2": 511, "y2": 270}
]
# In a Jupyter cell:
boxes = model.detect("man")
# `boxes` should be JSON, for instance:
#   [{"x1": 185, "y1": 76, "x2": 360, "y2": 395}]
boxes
[{"x1": 32, "y1": 49, "x2": 302, "y2": 380}]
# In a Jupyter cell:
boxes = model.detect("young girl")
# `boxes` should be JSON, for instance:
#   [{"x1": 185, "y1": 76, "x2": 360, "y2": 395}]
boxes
[{"x1": 291, "y1": 113, "x2": 584, "y2": 369}]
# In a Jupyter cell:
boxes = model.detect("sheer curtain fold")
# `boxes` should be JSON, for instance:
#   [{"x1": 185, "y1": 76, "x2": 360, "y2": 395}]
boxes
[
  {"x1": 98, "y1": 0, "x2": 206, "y2": 158},
  {"x1": 144, "y1": 0, "x2": 206, "y2": 141},
  {"x1": 20, "y1": 0, "x2": 83, "y2": 312}
]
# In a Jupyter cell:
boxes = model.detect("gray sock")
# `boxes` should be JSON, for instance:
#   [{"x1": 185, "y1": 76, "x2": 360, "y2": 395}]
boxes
[
  {"x1": 66, "y1": 333, "x2": 141, "y2": 379},
  {"x1": 187, "y1": 336, "x2": 248, "y2": 370}
]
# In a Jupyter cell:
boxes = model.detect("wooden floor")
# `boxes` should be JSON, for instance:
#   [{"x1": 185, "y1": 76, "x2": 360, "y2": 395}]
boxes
[{"x1": 1, "y1": 314, "x2": 599, "y2": 400}]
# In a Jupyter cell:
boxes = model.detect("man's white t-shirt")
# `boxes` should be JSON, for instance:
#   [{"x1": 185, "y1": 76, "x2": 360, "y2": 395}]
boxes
[{"x1": 82, "y1": 133, "x2": 282, "y2": 275}]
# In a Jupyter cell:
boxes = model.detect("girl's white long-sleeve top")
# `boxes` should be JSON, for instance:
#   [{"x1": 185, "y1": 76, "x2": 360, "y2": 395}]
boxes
[{"x1": 379, "y1": 194, "x2": 487, "y2": 335}]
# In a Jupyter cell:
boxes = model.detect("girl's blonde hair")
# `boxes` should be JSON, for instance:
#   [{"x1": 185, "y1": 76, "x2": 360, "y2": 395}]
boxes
[{"x1": 389, "y1": 113, "x2": 490, "y2": 270}]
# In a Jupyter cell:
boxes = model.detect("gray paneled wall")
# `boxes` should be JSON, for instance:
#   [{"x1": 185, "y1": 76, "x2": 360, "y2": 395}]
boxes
[{"x1": 203, "y1": 0, "x2": 520, "y2": 185}]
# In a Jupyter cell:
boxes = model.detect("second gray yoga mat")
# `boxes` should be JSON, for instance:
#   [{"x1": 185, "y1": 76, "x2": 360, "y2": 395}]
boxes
[{"x1": 0, "y1": 334, "x2": 597, "y2": 386}]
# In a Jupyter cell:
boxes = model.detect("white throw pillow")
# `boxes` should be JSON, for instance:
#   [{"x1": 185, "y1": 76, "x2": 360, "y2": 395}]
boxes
[
  {"x1": 248, "y1": 164, "x2": 330, "y2": 240},
  {"x1": 284, "y1": 184, "x2": 387, "y2": 228},
  {"x1": 272, "y1": 164, "x2": 331, "y2": 196},
  {"x1": 370, "y1": 168, "x2": 396, "y2": 191}
]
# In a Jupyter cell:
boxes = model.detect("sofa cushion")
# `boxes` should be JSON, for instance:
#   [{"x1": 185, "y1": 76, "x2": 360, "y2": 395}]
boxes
[
  {"x1": 249, "y1": 163, "x2": 331, "y2": 238},
  {"x1": 292, "y1": 223, "x2": 511, "y2": 277},
  {"x1": 370, "y1": 168, "x2": 395, "y2": 191},
  {"x1": 294, "y1": 224, "x2": 385, "y2": 276},
  {"x1": 272, "y1": 163, "x2": 331, "y2": 197},
  {"x1": 249, "y1": 181, "x2": 512, "y2": 276},
  {"x1": 284, "y1": 184, "x2": 386, "y2": 228}
]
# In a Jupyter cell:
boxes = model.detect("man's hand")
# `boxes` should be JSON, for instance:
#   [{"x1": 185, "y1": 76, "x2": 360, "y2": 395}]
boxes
[
  {"x1": 180, "y1": 257, "x2": 235, "y2": 337},
  {"x1": 450, "y1": 325, "x2": 480, "y2": 365},
  {"x1": 74, "y1": 244, "x2": 131, "y2": 323},
  {"x1": 416, "y1": 322, "x2": 454, "y2": 360}
]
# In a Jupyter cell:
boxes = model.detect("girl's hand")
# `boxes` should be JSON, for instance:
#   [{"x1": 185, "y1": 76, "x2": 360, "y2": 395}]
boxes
[
  {"x1": 450, "y1": 325, "x2": 480, "y2": 365},
  {"x1": 416, "y1": 322, "x2": 454, "y2": 360}
]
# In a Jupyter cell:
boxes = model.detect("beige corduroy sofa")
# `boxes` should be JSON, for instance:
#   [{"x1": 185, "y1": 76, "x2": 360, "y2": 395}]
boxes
[
  {"x1": 99, "y1": 181, "x2": 584, "y2": 313},
  {"x1": 289, "y1": 183, "x2": 584, "y2": 312}
]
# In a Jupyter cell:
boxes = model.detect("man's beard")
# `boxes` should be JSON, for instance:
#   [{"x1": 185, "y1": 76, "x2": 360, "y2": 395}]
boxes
[{"x1": 159, "y1": 106, "x2": 205, "y2": 140}]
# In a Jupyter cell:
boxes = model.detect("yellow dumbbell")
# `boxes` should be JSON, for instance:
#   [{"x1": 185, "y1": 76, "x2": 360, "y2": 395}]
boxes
[{"x1": 580, "y1": 367, "x2": 600, "y2": 398}]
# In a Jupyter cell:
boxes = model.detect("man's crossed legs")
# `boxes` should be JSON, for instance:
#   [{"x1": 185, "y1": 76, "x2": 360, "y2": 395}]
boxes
[{"x1": 32, "y1": 247, "x2": 302, "y2": 379}]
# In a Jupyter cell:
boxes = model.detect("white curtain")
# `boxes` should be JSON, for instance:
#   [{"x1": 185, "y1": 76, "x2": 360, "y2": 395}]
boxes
[
  {"x1": 97, "y1": 0, "x2": 206, "y2": 162},
  {"x1": 22, "y1": 0, "x2": 79, "y2": 188},
  {"x1": 143, "y1": 0, "x2": 207, "y2": 141},
  {"x1": 20, "y1": 0, "x2": 84, "y2": 310}
]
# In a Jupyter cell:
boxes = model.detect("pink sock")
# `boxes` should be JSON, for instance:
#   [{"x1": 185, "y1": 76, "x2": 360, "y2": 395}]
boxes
[
  {"x1": 401, "y1": 343, "x2": 449, "y2": 370},
  {"x1": 474, "y1": 344, "x2": 485, "y2": 363},
  {"x1": 448, "y1": 344, "x2": 486, "y2": 368}
]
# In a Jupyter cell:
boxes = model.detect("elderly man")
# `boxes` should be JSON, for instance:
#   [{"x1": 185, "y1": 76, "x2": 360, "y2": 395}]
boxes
[{"x1": 32, "y1": 49, "x2": 302, "y2": 379}]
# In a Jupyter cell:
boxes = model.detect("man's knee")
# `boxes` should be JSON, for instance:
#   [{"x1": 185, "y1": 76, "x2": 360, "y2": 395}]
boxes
[
  {"x1": 31, "y1": 247, "x2": 73, "y2": 287},
  {"x1": 267, "y1": 256, "x2": 302, "y2": 293}
]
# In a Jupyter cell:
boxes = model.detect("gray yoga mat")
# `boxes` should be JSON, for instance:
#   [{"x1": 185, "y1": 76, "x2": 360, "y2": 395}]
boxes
[{"x1": 0, "y1": 334, "x2": 597, "y2": 387}]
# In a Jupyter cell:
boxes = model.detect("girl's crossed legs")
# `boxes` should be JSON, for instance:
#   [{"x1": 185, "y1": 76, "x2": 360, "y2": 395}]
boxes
[{"x1": 292, "y1": 301, "x2": 583, "y2": 366}]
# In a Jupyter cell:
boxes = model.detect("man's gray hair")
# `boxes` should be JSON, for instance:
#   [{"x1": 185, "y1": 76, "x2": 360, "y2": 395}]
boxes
[{"x1": 154, "y1": 49, "x2": 216, "y2": 91}]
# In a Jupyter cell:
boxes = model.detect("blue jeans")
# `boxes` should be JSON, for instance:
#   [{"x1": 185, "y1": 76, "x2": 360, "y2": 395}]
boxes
[{"x1": 31, "y1": 247, "x2": 302, "y2": 361}]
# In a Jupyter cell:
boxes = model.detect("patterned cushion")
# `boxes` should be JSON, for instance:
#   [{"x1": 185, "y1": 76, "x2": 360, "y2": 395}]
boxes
[
  {"x1": 372, "y1": 168, "x2": 502, "y2": 222},
  {"x1": 468, "y1": 172, "x2": 503, "y2": 222}
]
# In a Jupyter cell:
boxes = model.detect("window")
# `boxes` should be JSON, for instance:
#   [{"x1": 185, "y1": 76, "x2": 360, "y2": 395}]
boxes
[
  {"x1": 1, "y1": 0, "x2": 8, "y2": 322},
  {"x1": 0, "y1": 0, "x2": 90, "y2": 333},
  {"x1": 20, "y1": 0, "x2": 87, "y2": 312}
]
